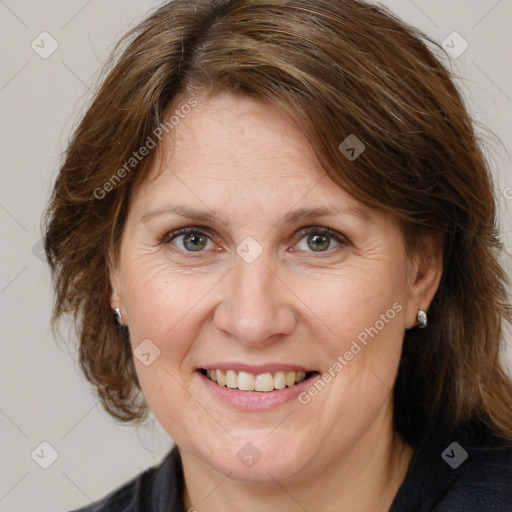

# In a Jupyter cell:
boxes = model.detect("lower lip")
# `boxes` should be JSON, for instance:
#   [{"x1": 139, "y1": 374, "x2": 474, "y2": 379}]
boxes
[{"x1": 197, "y1": 371, "x2": 320, "y2": 411}]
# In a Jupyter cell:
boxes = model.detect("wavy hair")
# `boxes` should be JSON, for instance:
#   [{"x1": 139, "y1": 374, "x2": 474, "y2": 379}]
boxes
[{"x1": 44, "y1": 0, "x2": 512, "y2": 444}]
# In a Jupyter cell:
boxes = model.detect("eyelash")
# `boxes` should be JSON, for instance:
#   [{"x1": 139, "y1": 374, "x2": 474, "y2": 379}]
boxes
[{"x1": 159, "y1": 225, "x2": 348, "y2": 257}]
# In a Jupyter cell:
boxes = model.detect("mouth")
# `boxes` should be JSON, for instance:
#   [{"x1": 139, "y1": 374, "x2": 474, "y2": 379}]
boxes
[{"x1": 198, "y1": 368, "x2": 319, "y2": 392}]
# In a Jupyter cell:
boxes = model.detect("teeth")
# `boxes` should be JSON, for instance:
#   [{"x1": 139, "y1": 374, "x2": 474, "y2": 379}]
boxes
[
  {"x1": 204, "y1": 368, "x2": 310, "y2": 391},
  {"x1": 274, "y1": 371, "x2": 286, "y2": 389},
  {"x1": 237, "y1": 371, "x2": 255, "y2": 391},
  {"x1": 225, "y1": 370, "x2": 238, "y2": 388},
  {"x1": 216, "y1": 369, "x2": 226, "y2": 386},
  {"x1": 255, "y1": 372, "x2": 274, "y2": 392}
]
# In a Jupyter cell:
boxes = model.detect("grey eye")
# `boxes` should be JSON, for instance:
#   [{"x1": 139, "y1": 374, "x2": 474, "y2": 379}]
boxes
[
  {"x1": 177, "y1": 232, "x2": 210, "y2": 251},
  {"x1": 307, "y1": 233, "x2": 331, "y2": 252},
  {"x1": 295, "y1": 231, "x2": 340, "y2": 253}
]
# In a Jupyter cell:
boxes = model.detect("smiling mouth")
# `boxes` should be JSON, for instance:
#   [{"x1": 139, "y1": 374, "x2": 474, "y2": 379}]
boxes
[{"x1": 199, "y1": 368, "x2": 319, "y2": 392}]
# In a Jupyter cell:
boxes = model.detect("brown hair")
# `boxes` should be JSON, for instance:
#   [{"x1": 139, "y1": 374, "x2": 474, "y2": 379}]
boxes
[{"x1": 44, "y1": 0, "x2": 512, "y2": 445}]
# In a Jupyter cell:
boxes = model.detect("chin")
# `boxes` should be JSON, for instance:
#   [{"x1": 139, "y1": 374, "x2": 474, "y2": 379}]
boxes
[{"x1": 195, "y1": 432, "x2": 312, "y2": 483}]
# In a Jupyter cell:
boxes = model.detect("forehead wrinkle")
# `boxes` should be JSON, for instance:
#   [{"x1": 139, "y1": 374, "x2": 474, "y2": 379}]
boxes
[
  {"x1": 140, "y1": 203, "x2": 372, "y2": 228},
  {"x1": 140, "y1": 205, "x2": 227, "y2": 225},
  {"x1": 166, "y1": 146, "x2": 321, "y2": 182},
  {"x1": 281, "y1": 205, "x2": 372, "y2": 225}
]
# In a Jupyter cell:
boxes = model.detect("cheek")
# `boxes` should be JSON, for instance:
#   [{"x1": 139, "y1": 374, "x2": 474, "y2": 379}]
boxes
[
  {"x1": 293, "y1": 261, "x2": 408, "y2": 421},
  {"x1": 120, "y1": 261, "x2": 211, "y2": 367},
  {"x1": 118, "y1": 264, "x2": 214, "y2": 438},
  {"x1": 300, "y1": 263, "x2": 407, "y2": 357}
]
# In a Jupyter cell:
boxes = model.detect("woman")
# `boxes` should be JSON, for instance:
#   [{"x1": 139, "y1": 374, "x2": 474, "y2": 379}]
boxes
[{"x1": 44, "y1": 0, "x2": 512, "y2": 510}]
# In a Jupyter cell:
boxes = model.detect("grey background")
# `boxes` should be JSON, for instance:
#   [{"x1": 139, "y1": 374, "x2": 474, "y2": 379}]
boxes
[{"x1": 1, "y1": 1, "x2": 511, "y2": 511}]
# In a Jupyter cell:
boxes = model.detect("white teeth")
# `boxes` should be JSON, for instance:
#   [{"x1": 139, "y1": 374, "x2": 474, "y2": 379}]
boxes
[
  {"x1": 204, "y1": 368, "x2": 310, "y2": 391},
  {"x1": 237, "y1": 371, "x2": 255, "y2": 391},
  {"x1": 216, "y1": 369, "x2": 226, "y2": 386},
  {"x1": 274, "y1": 371, "x2": 286, "y2": 389},
  {"x1": 225, "y1": 370, "x2": 238, "y2": 388},
  {"x1": 255, "y1": 372, "x2": 274, "y2": 392},
  {"x1": 285, "y1": 371, "x2": 296, "y2": 387}
]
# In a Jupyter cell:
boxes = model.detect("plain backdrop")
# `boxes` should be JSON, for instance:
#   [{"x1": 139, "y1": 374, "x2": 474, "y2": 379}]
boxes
[{"x1": 1, "y1": 1, "x2": 511, "y2": 511}]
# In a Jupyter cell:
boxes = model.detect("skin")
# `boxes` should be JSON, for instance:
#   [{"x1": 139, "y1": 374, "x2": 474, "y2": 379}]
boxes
[{"x1": 110, "y1": 93, "x2": 442, "y2": 511}]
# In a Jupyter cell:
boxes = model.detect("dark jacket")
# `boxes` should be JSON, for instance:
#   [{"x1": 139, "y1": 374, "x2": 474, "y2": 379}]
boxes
[{"x1": 70, "y1": 420, "x2": 512, "y2": 512}]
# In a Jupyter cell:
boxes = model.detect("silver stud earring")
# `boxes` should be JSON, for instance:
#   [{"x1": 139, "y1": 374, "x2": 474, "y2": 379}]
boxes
[
  {"x1": 113, "y1": 307, "x2": 122, "y2": 321},
  {"x1": 417, "y1": 309, "x2": 427, "y2": 328}
]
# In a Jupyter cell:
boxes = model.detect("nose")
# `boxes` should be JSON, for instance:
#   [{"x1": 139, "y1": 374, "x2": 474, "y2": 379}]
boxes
[{"x1": 213, "y1": 257, "x2": 296, "y2": 347}]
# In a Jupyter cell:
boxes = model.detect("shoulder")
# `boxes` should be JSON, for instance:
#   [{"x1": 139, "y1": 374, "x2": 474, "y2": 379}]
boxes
[
  {"x1": 391, "y1": 420, "x2": 512, "y2": 512},
  {"x1": 435, "y1": 422, "x2": 512, "y2": 511},
  {"x1": 69, "y1": 478, "x2": 135, "y2": 512},
  {"x1": 68, "y1": 446, "x2": 184, "y2": 512}
]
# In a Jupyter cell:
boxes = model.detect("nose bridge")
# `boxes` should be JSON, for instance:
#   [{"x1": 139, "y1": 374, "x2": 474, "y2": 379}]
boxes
[
  {"x1": 214, "y1": 254, "x2": 295, "y2": 345},
  {"x1": 231, "y1": 256, "x2": 277, "y2": 323},
  {"x1": 235, "y1": 257, "x2": 273, "y2": 304}
]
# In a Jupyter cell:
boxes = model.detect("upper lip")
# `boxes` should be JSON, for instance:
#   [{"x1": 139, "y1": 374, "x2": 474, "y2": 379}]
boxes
[{"x1": 198, "y1": 363, "x2": 316, "y2": 374}]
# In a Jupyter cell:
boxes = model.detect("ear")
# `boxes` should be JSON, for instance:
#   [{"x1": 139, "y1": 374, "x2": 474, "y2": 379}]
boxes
[
  {"x1": 405, "y1": 233, "x2": 443, "y2": 329},
  {"x1": 108, "y1": 249, "x2": 123, "y2": 316}
]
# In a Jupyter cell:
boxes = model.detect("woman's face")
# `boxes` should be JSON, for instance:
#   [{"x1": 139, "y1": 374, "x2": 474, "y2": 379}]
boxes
[{"x1": 111, "y1": 93, "x2": 431, "y2": 482}]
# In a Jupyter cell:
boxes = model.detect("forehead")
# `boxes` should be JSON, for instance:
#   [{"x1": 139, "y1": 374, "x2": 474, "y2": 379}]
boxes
[
  {"x1": 155, "y1": 93, "x2": 323, "y2": 181},
  {"x1": 130, "y1": 93, "x2": 370, "y2": 221}
]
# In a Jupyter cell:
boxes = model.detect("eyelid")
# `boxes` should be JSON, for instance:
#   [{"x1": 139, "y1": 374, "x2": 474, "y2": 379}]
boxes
[
  {"x1": 291, "y1": 228, "x2": 348, "y2": 258},
  {"x1": 291, "y1": 225, "x2": 349, "y2": 248},
  {"x1": 160, "y1": 224, "x2": 349, "y2": 253},
  {"x1": 160, "y1": 225, "x2": 218, "y2": 245}
]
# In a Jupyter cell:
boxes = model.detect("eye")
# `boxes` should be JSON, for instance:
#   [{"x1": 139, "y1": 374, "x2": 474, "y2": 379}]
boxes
[
  {"x1": 160, "y1": 225, "x2": 347, "y2": 256},
  {"x1": 162, "y1": 227, "x2": 215, "y2": 252},
  {"x1": 293, "y1": 226, "x2": 345, "y2": 253}
]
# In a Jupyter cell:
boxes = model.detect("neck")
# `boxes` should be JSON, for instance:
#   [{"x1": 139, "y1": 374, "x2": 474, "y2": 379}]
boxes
[{"x1": 180, "y1": 405, "x2": 413, "y2": 512}]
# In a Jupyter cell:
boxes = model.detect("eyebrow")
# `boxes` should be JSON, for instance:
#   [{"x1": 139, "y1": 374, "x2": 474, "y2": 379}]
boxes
[
  {"x1": 141, "y1": 205, "x2": 225, "y2": 224},
  {"x1": 282, "y1": 206, "x2": 369, "y2": 225},
  {"x1": 140, "y1": 204, "x2": 370, "y2": 225}
]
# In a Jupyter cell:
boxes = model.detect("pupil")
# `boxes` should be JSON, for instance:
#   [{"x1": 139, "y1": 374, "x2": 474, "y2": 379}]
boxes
[
  {"x1": 308, "y1": 233, "x2": 330, "y2": 252},
  {"x1": 184, "y1": 232, "x2": 207, "y2": 251}
]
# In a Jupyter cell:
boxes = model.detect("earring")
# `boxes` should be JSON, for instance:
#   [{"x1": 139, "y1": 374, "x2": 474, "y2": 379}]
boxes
[
  {"x1": 417, "y1": 309, "x2": 427, "y2": 328},
  {"x1": 113, "y1": 307, "x2": 122, "y2": 321}
]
